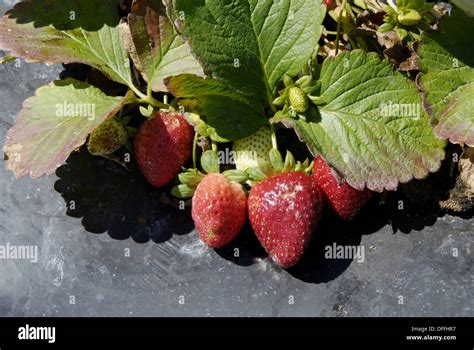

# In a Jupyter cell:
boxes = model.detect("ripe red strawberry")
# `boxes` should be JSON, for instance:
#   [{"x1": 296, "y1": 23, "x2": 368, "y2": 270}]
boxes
[
  {"x1": 134, "y1": 112, "x2": 194, "y2": 187},
  {"x1": 324, "y1": 0, "x2": 335, "y2": 10},
  {"x1": 248, "y1": 172, "x2": 323, "y2": 268},
  {"x1": 313, "y1": 157, "x2": 372, "y2": 221},
  {"x1": 192, "y1": 173, "x2": 247, "y2": 248}
]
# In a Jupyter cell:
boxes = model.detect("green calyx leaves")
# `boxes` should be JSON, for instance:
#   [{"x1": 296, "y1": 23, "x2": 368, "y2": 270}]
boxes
[
  {"x1": 139, "y1": 105, "x2": 155, "y2": 118},
  {"x1": 172, "y1": 150, "x2": 249, "y2": 199},
  {"x1": 222, "y1": 170, "x2": 249, "y2": 184},
  {"x1": 397, "y1": 9, "x2": 422, "y2": 26},
  {"x1": 183, "y1": 113, "x2": 230, "y2": 143},
  {"x1": 381, "y1": 0, "x2": 434, "y2": 41},
  {"x1": 272, "y1": 75, "x2": 320, "y2": 122},
  {"x1": 172, "y1": 168, "x2": 203, "y2": 199},
  {"x1": 246, "y1": 149, "x2": 313, "y2": 182},
  {"x1": 171, "y1": 184, "x2": 197, "y2": 199},
  {"x1": 178, "y1": 168, "x2": 205, "y2": 186},
  {"x1": 201, "y1": 150, "x2": 220, "y2": 175}
]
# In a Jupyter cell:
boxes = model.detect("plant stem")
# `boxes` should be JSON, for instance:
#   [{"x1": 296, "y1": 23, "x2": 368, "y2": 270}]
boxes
[
  {"x1": 128, "y1": 82, "x2": 169, "y2": 109},
  {"x1": 192, "y1": 132, "x2": 198, "y2": 169},
  {"x1": 211, "y1": 140, "x2": 218, "y2": 154},
  {"x1": 335, "y1": 0, "x2": 348, "y2": 55},
  {"x1": 130, "y1": 85, "x2": 147, "y2": 100},
  {"x1": 136, "y1": 95, "x2": 168, "y2": 109},
  {"x1": 269, "y1": 124, "x2": 278, "y2": 150},
  {"x1": 348, "y1": 34, "x2": 358, "y2": 50},
  {"x1": 146, "y1": 83, "x2": 153, "y2": 99},
  {"x1": 302, "y1": 62, "x2": 311, "y2": 76}
]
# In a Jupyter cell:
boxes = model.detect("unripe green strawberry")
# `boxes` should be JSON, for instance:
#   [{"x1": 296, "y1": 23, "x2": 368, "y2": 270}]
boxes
[
  {"x1": 87, "y1": 119, "x2": 127, "y2": 156},
  {"x1": 288, "y1": 86, "x2": 309, "y2": 113},
  {"x1": 233, "y1": 127, "x2": 273, "y2": 171},
  {"x1": 397, "y1": 9, "x2": 422, "y2": 26}
]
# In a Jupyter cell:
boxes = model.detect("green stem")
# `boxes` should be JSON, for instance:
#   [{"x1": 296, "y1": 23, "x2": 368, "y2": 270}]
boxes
[
  {"x1": 211, "y1": 140, "x2": 218, "y2": 154},
  {"x1": 192, "y1": 132, "x2": 198, "y2": 169},
  {"x1": 268, "y1": 92, "x2": 277, "y2": 115},
  {"x1": 355, "y1": 36, "x2": 369, "y2": 51},
  {"x1": 352, "y1": 6, "x2": 363, "y2": 15},
  {"x1": 131, "y1": 85, "x2": 147, "y2": 100},
  {"x1": 335, "y1": 16, "x2": 342, "y2": 55},
  {"x1": 335, "y1": 0, "x2": 348, "y2": 55},
  {"x1": 269, "y1": 124, "x2": 278, "y2": 150},
  {"x1": 128, "y1": 82, "x2": 169, "y2": 109},
  {"x1": 146, "y1": 84, "x2": 153, "y2": 99},
  {"x1": 302, "y1": 62, "x2": 311, "y2": 76},
  {"x1": 136, "y1": 95, "x2": 168, "y2": 109},
  {"x1": 347, "y1": 33, "x2": 359, "y2": 50}
]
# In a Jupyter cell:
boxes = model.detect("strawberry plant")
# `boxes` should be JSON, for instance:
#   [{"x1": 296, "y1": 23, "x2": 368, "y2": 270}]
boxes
[{"x1": 0, "y1": 0, "x2": 472, "y2": 268}]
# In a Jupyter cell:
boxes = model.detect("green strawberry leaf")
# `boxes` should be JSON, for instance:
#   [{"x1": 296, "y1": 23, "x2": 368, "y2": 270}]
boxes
[
  {"x1": 3, "y1": 79, "x2": 132, "y2": 179},
  {"x1": 418, "y1": 8, "x2": 474, "y2": 146},
  {"x1": 165, "y1": 74, "x2": 266, "y2": 140},
  {"x1": 0, "y1": 0, "x2": 133, "y2": 87},
  {"x1": 450, "y1": 0, "x2": 474, "y2": 17},
  {"x1": 165, "y1": 0, "x2": 325, "y2": 102},
  {"x1": 283, "y1": 50, "x2": 446, "y2": 192},
  {"x1": 120, "y1": 0, "x2": 204, "y2": 92}
]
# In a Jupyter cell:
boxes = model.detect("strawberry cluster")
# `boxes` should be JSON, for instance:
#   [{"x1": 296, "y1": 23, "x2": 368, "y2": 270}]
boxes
[{"x1": 127, "y1": 111, "x2": 372, "y2": 268}]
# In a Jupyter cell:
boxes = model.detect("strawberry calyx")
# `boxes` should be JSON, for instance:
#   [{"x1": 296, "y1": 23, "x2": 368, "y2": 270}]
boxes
[
  {"x1": 271, "y1": 74, "x2": 321, "y2": 122},
  {"x1": 171, "y1": 150, "x2": 249, "y2": 199},
  {"x1": 245, "y1": 149, "x2": 314, "y2": 183}
]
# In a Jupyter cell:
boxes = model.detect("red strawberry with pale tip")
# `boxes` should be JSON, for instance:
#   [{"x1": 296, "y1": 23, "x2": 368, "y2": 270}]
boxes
[
  {"x1": 313, "y1": 157, "x2": 372, "y2": 221},
  {"x1": 134, "y1": 112, "x2": 194, "y2": 188},
  {"x1": 248, "y1": 172, "x2": 324, "y2": 268},
  {"x1": 192, "y1": 173, "x2": 247, "y2": 248}
]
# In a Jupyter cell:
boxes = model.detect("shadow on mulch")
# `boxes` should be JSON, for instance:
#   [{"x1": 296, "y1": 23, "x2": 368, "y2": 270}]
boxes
[{"x1": 54, "y1": 148, "x2": 194, "y2": 244}]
